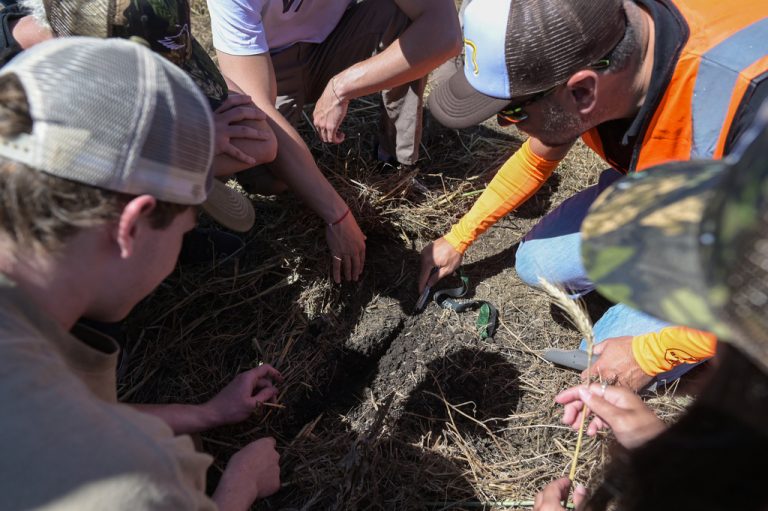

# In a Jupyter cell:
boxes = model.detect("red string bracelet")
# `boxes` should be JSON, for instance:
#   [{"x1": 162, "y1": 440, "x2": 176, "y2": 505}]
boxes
[{"x1": 328, "y1": 208, "x2": 350, "y2": 227}]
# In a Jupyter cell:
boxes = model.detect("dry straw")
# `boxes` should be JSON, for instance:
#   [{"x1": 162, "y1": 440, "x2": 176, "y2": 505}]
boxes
[
  {"x1": 124, "y1": 7, "x2": 618, "y2": 505},
  {"x1": 537, "y1": 278, "x2": 596, "y2": 484}
]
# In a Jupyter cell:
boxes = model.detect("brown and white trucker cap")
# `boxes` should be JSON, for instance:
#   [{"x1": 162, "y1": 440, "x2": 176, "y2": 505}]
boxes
[{"x1": 428, "y1": 0, "x2": 625, "y2": 129}]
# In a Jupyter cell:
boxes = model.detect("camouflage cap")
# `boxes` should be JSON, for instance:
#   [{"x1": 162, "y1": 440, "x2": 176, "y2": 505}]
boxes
[
  {"x1": 43, "y1": 0, "x2": 227, "y2": 106},
  {"x1": 581, "y1": 100, "x2": 768, "y2": 373}
]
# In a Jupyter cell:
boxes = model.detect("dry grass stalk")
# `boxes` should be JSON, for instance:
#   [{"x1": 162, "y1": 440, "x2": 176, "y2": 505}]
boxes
[
  {"x1": 537, "y1": 278, "x2": 596, "y2": 485},
  {"x1": 123, "y1": 7, "x2": 627, "y2": 505}
]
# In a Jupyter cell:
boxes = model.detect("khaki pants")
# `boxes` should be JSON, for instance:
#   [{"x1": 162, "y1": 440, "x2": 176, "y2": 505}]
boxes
[{"x1": 270, "y1": 0, "x2": 425, "y2": 165}]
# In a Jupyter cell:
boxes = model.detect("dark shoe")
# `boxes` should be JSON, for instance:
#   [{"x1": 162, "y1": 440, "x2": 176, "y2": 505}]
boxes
[
  {"x1": 372, "y1": 141, "x2": 399, "y2": 167},
  {"x1": 178, "y1": 227, "x2": 245, "y2": 265}
]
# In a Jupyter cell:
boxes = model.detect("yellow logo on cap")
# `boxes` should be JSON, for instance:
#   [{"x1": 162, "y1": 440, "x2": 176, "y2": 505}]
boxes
[{"x1": 465, "y1": 39, "x2": 479, "y2": 76}]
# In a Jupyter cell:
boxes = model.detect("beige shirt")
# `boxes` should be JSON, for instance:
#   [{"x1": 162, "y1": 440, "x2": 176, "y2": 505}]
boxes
[{"x1": 0, "y1": 274, "x2": 217, "y2": 510}]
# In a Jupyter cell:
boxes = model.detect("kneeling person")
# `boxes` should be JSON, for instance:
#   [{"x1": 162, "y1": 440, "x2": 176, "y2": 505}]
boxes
[{"x1": 0, "y1": 37, "x2": 278, "y2": 510}]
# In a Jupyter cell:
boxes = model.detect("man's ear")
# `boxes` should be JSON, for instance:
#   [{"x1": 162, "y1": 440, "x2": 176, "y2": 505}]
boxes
[
  {"x1": 116, "y1": 195, "x2": 157, "y2": 259},
  {"x1": 566, "y1": 70, "x2": 600, "y2": 115}
]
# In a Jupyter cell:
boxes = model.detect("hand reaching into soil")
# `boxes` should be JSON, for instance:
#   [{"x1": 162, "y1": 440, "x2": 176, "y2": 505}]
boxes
[
  {"x1": 581, "y1": 336, "x2": 653, "y2": 391},
  {"x1": 419, "y1": 237, "x2": 463, "y2": 293},
  {"x1": 205, "y1": 365, "x2": 284, "y2": 427},
  {"x1": 534, "y1": 477, "x2": 587, "y2": 510},
  {"x1": 213, "y1": 437, "x2": 281, "y2": 510},
  {"x1": 326, "y1": 212, "x2": 367, "y2": 283},
  {"x1": 556, "y1": 383, "x2": 666, "y2": 449}
]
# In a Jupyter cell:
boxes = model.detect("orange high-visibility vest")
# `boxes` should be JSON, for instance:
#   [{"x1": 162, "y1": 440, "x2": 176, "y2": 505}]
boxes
[{"x1": 582, "y1": 1, "x2": 768, "y2": 172}]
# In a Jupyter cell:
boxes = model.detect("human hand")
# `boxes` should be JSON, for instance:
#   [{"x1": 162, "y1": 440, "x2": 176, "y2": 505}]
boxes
[
  {"x1": 204, "y1": 365, "x2": 283, "y2": 427},
  {"x1": 325, "y1": 210, "x2": 366, "y2": 283},
  {"x1": 213, "y1": 93, "x2": 274, "y2": 166},
  {"x1": 213, "y1": 437, "x2": 281, "y2": 510},
  {"x1": 581, "y1": 336, "x2": 653, "y2": 391},
  {"x1": 556, "y1": 383, "x2": 666, "y2": 449},
  {"x1": 312, "y1": 77, "x2": 349, "y2": 144},
  {"x1": 418, "y1": 237, "x2": 463, "y2": 293},
  {"x1": 534, "y1": 477, "x2": 587, "y2": 510}
]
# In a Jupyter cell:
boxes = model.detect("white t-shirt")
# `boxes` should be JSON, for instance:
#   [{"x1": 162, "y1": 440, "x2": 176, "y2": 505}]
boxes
[{"x1": 208, "y1": 0, "x2": 354, "y2": 55}]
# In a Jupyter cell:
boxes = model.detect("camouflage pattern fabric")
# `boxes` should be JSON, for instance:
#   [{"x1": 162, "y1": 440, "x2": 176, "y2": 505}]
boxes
[
  {"x1": 46, "y1": 0, "x2": 227, "y2": 105},
  {"x1": 581, "y1": 99, "x2": 768, "y2": 373},
  {"x1": 184, "y1": 38, "x2": 227, "y2": 107}
]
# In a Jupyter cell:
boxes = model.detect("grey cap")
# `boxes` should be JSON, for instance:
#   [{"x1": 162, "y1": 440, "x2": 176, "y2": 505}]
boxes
[{"x1": 0, "y1": 37, "x2": 254, "y2": 231}]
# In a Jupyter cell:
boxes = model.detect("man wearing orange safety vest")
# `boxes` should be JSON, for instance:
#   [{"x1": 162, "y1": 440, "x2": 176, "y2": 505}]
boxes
[{"x1": 422, "y1": 0, "x2": 768, "y2": 390}]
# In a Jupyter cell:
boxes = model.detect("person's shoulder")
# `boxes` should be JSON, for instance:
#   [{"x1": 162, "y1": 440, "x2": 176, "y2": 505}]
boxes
[
  {"x1": 68, "y1": 409, "x2": 216, "y2": 509},
  {"x1": 41, "y1": 469, "x2": 218, "y2": 511},
  {"x1": 0, "y1": 384, "x2": 214, "y2": 510},
  {"x1": 0, "y1": 329, "x2": 214, "y2": 509},
  {"x1": 209, "y1": 0, "x2": 265, "y2": 15}
]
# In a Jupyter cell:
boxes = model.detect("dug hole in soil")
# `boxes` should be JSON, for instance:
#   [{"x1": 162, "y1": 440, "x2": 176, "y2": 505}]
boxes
[{"x1": 120, "y1": 99, "x2": 614, "y2": 509}]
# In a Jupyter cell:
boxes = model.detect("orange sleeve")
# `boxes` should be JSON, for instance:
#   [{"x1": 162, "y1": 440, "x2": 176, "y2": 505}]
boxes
[
  {"x1": 443, "y1": 139, "x2": 561, "y2": 254},
  {"x1": 631, "y1": 326, "x2": 718, "y2": 376}
]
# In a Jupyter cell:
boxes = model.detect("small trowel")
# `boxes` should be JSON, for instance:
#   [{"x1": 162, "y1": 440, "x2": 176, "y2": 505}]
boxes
[{"x1": 541, "y1": 348, "x2": 599, "y2": 372}]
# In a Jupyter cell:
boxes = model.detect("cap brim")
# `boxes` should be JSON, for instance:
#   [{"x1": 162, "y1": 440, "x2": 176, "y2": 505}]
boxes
[
  {"x1": 427, "y1": 69, "x2": 509, "y2": 129},
  {"x1": 202, "y1": 180, "x2": 255, "y2": 233},
  {"x1": 582, "y1": 160, "x2": 736, "y2": 340},
  {"x1": 183, "y1": 38, "x2": 229, "y2": 107}
]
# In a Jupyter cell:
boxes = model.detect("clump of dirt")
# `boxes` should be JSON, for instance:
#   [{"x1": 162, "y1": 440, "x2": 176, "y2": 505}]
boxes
[
  {"x1": 120, "y1": 103, "x2": 613, "y2": 509},
  {"x1": 120, "y1": 9, "x2": 693, "y2": 509}
]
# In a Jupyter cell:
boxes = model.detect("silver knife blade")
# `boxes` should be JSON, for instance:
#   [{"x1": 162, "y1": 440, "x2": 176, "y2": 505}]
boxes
[{"x1": 542, "y1": 348, "x2": 598, "y2": 371}]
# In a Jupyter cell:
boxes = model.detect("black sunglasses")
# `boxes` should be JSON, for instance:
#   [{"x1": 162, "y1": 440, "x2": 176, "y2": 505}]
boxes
[{"x1": 497, "y1": 58, "x2": 611, "y2": 125}]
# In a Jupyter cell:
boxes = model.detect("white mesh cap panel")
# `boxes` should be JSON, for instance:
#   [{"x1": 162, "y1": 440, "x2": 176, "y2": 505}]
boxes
[
  {"x1": 0, "y1": 37, "x2": 214, "y2": 205},
  {"x1": 43, "y1": 0, "x2": 112, "y2": 37},
  {"x1": 135, "y1": 58, "x2": 215, "y2": 204}
]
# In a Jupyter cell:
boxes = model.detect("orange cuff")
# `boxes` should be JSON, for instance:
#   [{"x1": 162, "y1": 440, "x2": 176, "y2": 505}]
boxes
[
  {"x1": 444, "y1": 139, "x2": 560, "y2": 254},
  {"x1": 631, "y1": 326, "x2": 718, "y2": 376}
]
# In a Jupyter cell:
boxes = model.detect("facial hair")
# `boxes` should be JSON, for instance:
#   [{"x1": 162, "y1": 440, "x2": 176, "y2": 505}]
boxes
[{"x1": 528, "y1": 98, "x2": 584, "y2": 147}]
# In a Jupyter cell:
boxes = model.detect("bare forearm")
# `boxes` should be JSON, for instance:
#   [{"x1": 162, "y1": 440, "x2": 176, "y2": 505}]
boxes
[
  {"x1": 265, "y1": 112, "x2": 349, "y2": 222},
  {"x1": 131, "y1": 403, "x2": 218, "y2": 435},
  {"x1": 10, "y1": 16, "x2": 53, "y2": 49},
  {"x1": 333, "y1": 8, "x2": 461, "y2": 101},
  {"x1": 219, "y1": 53, "x2": 349, "y2": 222}
]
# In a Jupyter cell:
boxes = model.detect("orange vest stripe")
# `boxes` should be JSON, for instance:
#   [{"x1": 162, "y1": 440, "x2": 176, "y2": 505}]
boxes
[{"x1": 582, "y1": 1, "x2": 768, "y2": 173}]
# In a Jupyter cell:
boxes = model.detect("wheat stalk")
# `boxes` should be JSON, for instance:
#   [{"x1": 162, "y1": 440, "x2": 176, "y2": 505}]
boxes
[{"x1": 538, "y1": 278, "x2": 595, "y2": 483}]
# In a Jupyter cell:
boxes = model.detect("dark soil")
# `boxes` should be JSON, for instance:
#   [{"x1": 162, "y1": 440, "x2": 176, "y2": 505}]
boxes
[{"x1": 120, "y1": 71, "x2": 611, "y2": 508}]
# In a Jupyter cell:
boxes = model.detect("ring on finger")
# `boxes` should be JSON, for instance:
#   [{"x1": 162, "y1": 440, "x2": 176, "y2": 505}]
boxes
[
  {"x1": 332, "y1": 255, "x2": 342, "y2": 261},
  {"x1": 600, "y1": 381, "x2": 608, "y2": 397}
]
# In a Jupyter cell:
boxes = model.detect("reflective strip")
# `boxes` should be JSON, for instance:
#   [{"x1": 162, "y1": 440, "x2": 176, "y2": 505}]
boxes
[{"x1": 692, "y1": 17, "x2": 768, "y2": 158}]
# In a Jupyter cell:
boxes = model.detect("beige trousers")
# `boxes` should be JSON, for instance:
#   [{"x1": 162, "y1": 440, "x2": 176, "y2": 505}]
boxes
[{"x1": 270, "y1": 0, "x2": 425, "y2": 165}]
